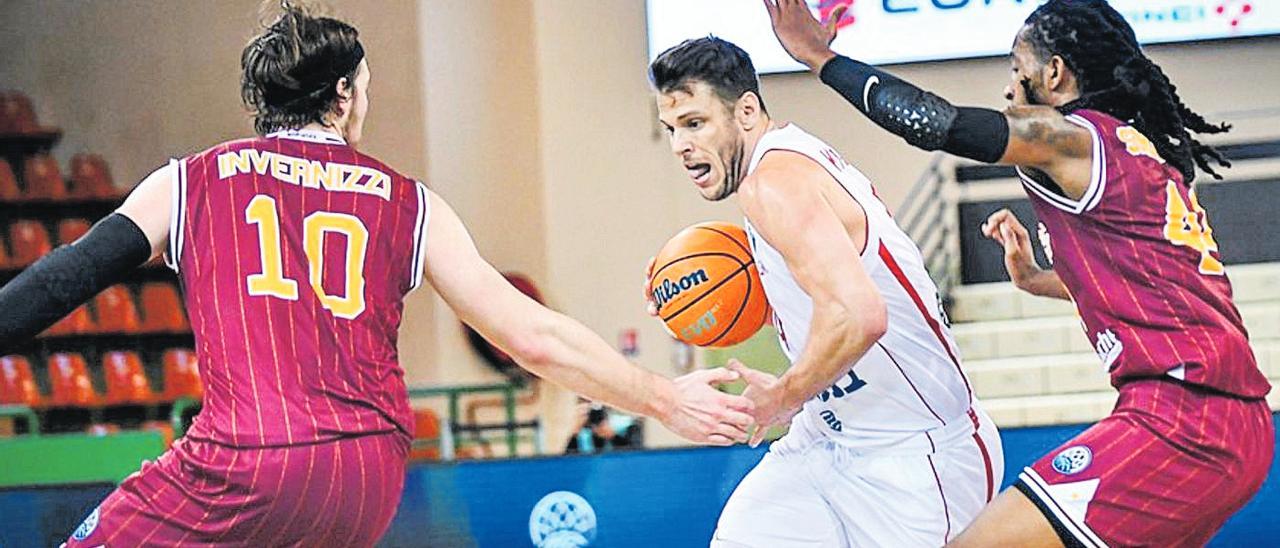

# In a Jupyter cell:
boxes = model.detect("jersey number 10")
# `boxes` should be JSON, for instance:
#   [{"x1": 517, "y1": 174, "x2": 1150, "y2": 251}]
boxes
[{"x1": 244, "y1": 195, "x2": 369, "y2": 319}]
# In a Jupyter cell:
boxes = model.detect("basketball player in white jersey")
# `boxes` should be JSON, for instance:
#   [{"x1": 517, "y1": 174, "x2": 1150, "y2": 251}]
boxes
[{"x1": 648, "y1": 37, "x2": 1003, "y2": 547}]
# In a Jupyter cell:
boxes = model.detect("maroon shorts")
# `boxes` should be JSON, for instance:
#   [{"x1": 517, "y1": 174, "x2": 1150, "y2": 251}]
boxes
[
  {"x1": 63, "y1": 431, "x2": 409, "y2": 547},
  {"x1": 1016, "y1": 379, "x2": 1273, "y2": 547}
]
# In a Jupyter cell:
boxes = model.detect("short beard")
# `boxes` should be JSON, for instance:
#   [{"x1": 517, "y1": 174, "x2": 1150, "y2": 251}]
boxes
[
  {"x1": 1019, "y1": 77, "x2": 1044, "y2": 106},
  {"x1": 712, "y1": 139, "x2": 747, "y2": 201}
]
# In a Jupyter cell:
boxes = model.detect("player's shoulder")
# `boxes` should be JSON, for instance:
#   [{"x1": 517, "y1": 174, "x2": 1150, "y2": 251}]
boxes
[
  {"x1": 178, "y1": 136, "x2": 265, "y2": 164},
  {"x1": 749, "y1": 150, "x2": 823, "y2": 192},
  {"x1": 1065, "y1": 108, "x2": 1126, "y2": 132},
  {"x1": 347, "y1": 148, "x2": 420, "y2": 186}
]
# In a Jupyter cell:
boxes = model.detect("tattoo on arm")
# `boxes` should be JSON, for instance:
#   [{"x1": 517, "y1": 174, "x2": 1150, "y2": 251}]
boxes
[{"x1": 1007, "y1": 107, "x2": 1092, "y2": 160}]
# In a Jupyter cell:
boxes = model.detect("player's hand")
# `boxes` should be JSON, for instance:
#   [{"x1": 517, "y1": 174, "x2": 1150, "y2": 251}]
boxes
[
  {"x1": 763, "y1": 0, "x2": 846, "y2": 71},
  {"x1": 981, "y1": 209, "x2": 1041, "y2": 289},
  {"x1": 664, "y1": 367, "x2": 756, "y2": 446},
  {"x1": 643, "y1": 256, "x2": 659, "y2": 317},
  {"x1": 727, "y1": 359, "x2": 798, "y2": 447}
]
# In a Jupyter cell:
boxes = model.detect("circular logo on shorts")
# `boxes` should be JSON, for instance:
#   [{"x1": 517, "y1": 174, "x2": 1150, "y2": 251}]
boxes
[
  {"x1": 529, "y1": 490, "x2": 597, "y2": 547},
  {"x1": 1051, "y1": 445, "x2": 1093, "y2": 475},
  {"x1": 72, "y1": 507, "x2": 100, "y2": 541}
]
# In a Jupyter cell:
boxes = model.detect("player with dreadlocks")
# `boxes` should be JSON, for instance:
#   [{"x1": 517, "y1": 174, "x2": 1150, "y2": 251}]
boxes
[{"x1": 762, "y1": 0, "x2": 1271, "y2": 546}]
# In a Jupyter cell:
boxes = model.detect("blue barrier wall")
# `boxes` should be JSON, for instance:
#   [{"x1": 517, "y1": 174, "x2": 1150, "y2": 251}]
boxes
[{"x1": 3, "y1": 417, "x2": 1278, "y2": 547}]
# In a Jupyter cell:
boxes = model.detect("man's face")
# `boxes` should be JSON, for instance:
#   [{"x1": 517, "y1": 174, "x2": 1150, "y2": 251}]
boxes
[
  {"x1": 1005, "y1": 34, "x2": 1048, "y2": 108},
  {"x1": 656, "y1": 81, "x2": 747, "y2": 201}
]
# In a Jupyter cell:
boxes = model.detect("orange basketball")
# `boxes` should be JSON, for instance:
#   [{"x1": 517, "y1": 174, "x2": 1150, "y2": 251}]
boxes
[{"x1": 648, "y1": 221, "x2": 769, "y2": 347}]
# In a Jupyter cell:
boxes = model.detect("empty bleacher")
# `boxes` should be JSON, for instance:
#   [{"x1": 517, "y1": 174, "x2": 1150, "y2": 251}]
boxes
[
  {"x1": 0, "y1": 90, "x2": 199, "y2": 442},
  {"x1": 953, "y1": 259, "x2": 1280, "y2": 428}
]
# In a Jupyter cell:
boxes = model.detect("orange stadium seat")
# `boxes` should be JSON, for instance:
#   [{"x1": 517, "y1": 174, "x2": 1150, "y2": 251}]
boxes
[
  {"x1": 102, "y1": 351, "x2": 157, "y2": 405},
  {"x1": 22, "y1": 155, "x2": 67, "y2": 200},
  {"x1": 56, "y1": 218, "x2": 92, "y2": 245},
  {"x1": 42, "y1": 305, "x2": 95, "y2": 337},
  {"x1": 94, "y1": 285, "x2": 141, "y2": 333},
  {"x1": 70, "y1": 153, "x2": 117, "y2": 198},
  {"x1": 0, "y1": 92, "x2": 39, "y2": 134},
  {"x1": 409, "y1": 408, "x2": 443, "y2": 461},
  {"x1": 0, "y1": 159, "x2": 19, "y2": 200},
  {"x1": 140, "y1": 282, "x2": 188, "y2": 332},
  {"x1": 47, "y1": 353, "x2": 99, "y2": 407},
  {"x1": 0, "y1": 355, "x2": 43, "y2": 407},
  {"x1": 8, "y1": 220, "x2": 52, "y2": 266},
  {"x1": 161, "y1": 348, "x2": 202, "y2": 401}
]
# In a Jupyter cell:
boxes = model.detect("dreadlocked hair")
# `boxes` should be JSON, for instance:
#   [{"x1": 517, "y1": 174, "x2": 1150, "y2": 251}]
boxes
[{"x1": 1022, "y1": 0, "x2": 1230, "y2": 183}]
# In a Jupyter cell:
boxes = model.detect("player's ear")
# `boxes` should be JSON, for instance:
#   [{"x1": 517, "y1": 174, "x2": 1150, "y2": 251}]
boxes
[
  {"x1": 1046, "y1": 55, "x2": 1068, "y2": 93},
  {"x1": 327, "y1": 75, "x2": 353, "y2": 120},
  {"x1": 736, "y1": 92, "x2": 763, "y2": 131},
  {"x1": 334, "y1": 77, "x2": 353, "y2": 113}
]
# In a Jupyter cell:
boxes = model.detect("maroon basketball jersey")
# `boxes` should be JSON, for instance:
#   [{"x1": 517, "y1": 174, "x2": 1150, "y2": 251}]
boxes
[
  {"x1": 1018, "y1": 109, "x2": 1269, "y2": 398},
  {"x1": 166, "y1": 129, "x2": 427, "y2": 446}
]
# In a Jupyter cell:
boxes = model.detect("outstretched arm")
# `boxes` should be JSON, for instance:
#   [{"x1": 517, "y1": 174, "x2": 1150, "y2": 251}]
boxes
[
  {"x1": 0, "y1": 164, "x2": 172, "y2": 348},
  {"x1": 422, "y1": 191, "x2": 754, "y2": 446},
  {"x1": 763, "y1": 0, "x2": 1093, "y2": 198}
]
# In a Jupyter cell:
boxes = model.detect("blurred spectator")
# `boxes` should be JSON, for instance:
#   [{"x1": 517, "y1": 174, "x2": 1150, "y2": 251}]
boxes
[{"x1": 564, "y1": 402, "x2": 643, "y2": 454}]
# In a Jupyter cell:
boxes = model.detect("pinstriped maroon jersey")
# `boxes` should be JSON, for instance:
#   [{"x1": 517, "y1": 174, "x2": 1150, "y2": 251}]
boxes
[
  {"x1": 166, "y1": 129, "x2": 427, "y2": 447},
  {"x1": 1019, "y1": 109, "x2": 1269, "y2": 398}
]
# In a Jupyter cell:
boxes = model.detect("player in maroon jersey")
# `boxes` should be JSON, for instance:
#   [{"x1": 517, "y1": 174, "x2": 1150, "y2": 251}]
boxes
[
  {"x1": 0, "y1": 5, "x2": 755, "y2": 547},
  {"x1": 762, "y1": 0, "x2": 1272, "y2": 546}
]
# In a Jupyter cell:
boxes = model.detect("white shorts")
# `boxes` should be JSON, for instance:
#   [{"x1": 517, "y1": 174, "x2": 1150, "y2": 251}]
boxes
[{"x1": 712, "y1": 407, "x2": 1003, "y2": 547}]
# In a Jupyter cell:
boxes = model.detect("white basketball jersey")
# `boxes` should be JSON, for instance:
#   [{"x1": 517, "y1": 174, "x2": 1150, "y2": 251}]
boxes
[{"x1": 744, "y1": 124, "x2": 974, "y2": 451}]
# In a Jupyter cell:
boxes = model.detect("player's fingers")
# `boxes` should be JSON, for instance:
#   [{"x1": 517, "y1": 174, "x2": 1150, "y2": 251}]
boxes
[
  {"x1": 707, "y1": 433, "x2": 734, "y2": 446},
  {"x1": 984, "y1": 208, "x2": 1012, "y2": 229},
  {"x1": 749, "y1": 425, "x2": 768, "y2": 447},
  {"x1": 825, "y1": 5, "x2": 848, "y2": 39},
  {"x1": 980, "y1": 220, "x2": 998, "y2": 241},
  {"x1": 699, "y1": 366, "x2": 742, "y2": 385},
  {"x1": 714, "y1": 419, "x2": 750, "y2": 441},
  {"x1": 999, "y1": 223, "x2": 1018, "y2": 255},
  {"x1": 762, "y1": 0, "x2": 778, "y2": 22},
  {"x1": 720, "y1": 394, "x2": 756, "y2": 416},
  {"x1": 643, "y1": 257, "x2": 658, "y2": 312},
  {"x1": 998, "y1": 218, "x2": 1027, "y2": 246},
  {"x1": 717, "y1": 397, "x2": 756, "y2": 421},
  {"x1": 982, "y1": 210, "x2": 1009, "y2": 239},
  {"x1": 726, "y1": 360, "x2": 773, "y2": 386}
]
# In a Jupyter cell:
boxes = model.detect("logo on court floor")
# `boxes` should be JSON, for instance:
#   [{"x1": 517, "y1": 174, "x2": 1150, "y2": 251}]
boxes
[
  {"x1": 530, "y1": 490, "x2": 597, "y2": 547},
  {"x1": 71, "y1": 507, "x2": 100, "y2": 541},
  {"x1": 1052, "y1": 446, "x2": 1093, "y2": 475}
]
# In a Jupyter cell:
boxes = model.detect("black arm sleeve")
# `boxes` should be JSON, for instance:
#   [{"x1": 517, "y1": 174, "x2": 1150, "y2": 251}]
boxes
[
  {"x1": 0, "y1": 213, "x2": 152, "y2": 349},
  {"x1": 818, "y1": 55, "x2": 1010, "y2": 164}
]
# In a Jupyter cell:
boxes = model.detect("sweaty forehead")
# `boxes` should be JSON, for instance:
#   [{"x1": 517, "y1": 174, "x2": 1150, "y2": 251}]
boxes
[{"x1": 657, "y1": 81, "x2": 722, "y2": 118}]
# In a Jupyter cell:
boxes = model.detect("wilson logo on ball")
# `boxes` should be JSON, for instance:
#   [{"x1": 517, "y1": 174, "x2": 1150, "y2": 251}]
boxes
[
  {"x1": 652, "y1": 269, "x2": 710, "y2": 312},
  {"x1": 648, "y1": 221, "x2": 769, "y2": 348}
]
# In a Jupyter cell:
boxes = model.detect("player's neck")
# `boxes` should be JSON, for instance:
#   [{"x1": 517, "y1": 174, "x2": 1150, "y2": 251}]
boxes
[
  {"x1": 299, "y1": 122, "x2": 347, "y2": 143},
  {"x1": 741, "y1": 117, "x2": 778, "y2": 167}
]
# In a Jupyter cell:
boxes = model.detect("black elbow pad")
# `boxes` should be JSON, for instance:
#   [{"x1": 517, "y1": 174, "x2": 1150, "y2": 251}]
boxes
[
  {"x1": 943, "y1": 107, "x2": 1011, "y2": 164},
  {"x1": 867, "y1": 85, "x2": 958, "y2": 151}
]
